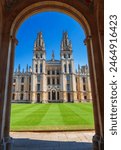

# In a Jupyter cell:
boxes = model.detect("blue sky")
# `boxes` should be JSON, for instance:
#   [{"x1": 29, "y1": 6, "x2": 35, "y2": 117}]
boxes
[{"x1": 14, "y1": 12, "x2": 88, "y2": 71}]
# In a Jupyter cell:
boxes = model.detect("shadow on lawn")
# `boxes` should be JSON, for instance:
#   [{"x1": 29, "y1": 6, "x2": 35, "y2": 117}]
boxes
[{"x1": 12, "y1": 138, "x2": 93, "y2": 150}]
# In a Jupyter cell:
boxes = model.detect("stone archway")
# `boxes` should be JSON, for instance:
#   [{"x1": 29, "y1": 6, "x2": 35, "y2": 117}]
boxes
[{"x1": 0, "y1": 1, "x2": 104, "y2": 150}]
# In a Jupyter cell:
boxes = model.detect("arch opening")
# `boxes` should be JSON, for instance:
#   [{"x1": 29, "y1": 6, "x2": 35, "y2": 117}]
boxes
[{"x1": 1, "y1": 1, "x2": 103, "y2": 150}]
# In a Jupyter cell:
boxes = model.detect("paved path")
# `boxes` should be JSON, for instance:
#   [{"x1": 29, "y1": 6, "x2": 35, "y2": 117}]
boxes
[{"x1": 10, "y1": 131, "x2": 94, "y2": 150}]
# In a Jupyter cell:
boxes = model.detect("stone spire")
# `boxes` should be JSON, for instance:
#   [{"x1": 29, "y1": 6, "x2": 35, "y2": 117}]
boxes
[
  {"x1": 26, "y1": 64, "x2": 28, "y2": 72},
  {"x1": 18, "y1": 64, "x2": 20, "y2": 72},
  {"x1": 61, "y1": 32, "x2": 72, "y2": 51},
  {"x1": 34, "y1": 32, "x2": 45, "y2": 51},
  {"x1": 52, "y1": 50, "x2": 55, "y2": 61}
]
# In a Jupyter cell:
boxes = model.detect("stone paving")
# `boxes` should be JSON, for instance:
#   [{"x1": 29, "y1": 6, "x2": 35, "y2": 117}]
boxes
[{"x1": 10, "y1": 131, "x2": 94, "y2": 150}]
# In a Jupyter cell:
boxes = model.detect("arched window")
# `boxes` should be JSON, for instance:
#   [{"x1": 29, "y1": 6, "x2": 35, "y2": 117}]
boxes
[
  {"x1": 40, "y1": 64, "x2": 42, "y2": 73},
  {"x1": 64, "y1": 64, "x2": 66, "y2": 73},
  {"x1": 48, "y1": 78, "x2": 50, "y2": 85},
  {"x1": 36, "y1": 64, "x2": 38, "y2": 73},
  {"x1": 69, "y1": 64, "x2": 71, "y2": 73},
  {"x1": 83, "y1": 85, "x2": 86, "y2": 91},
  {"x1": 83, "y1": 77, "x2": 86, "y2": 83}
]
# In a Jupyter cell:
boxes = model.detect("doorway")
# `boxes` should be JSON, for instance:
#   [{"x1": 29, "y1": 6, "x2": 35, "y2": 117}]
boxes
[{"x1": 37, "y1": 93, "x2": 40, "y2": 103}]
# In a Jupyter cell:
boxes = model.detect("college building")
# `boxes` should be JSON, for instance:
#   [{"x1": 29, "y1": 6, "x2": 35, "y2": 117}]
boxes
[{"x1": 12, "y1": 32, "x2": 92, "y2": 103}]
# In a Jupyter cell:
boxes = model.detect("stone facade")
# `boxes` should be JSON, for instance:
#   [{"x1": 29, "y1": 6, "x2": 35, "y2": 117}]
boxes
[{"x1": 12, "y1": 32, "x2": 92, "y2": 103}]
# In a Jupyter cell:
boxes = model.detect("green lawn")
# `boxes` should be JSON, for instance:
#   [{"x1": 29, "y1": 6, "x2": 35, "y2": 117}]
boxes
[{"x1": 10, "y1": 103, "x2": 94, "y2": 131}]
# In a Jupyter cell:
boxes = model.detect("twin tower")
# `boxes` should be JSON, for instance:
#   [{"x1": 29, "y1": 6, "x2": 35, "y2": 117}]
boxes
[{"x1": 12, "y1": 32, "x2": 92, "y2": 103}]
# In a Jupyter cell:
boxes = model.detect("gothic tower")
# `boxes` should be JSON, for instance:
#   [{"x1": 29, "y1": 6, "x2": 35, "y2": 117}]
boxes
[
  {"x1": 31, "y1": 32, "x2": 47, "y2": 103},
  {"x1": 60, "y1": 32, "x2": 77, "y2": 102}
]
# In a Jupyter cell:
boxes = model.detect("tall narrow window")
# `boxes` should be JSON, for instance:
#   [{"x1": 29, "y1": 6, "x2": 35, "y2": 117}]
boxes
[
  {"x1": 69, "y1": 64, "x2": 71, "y2": 73},
  {"x1": 21, "y1": 77, "x2": 24, "y2": 83},
  {"x1": 83, "y1": 85, "x2": 86, "y2": 91},
  {"x1": 37, "y1": 75, "x2": 40, "y2": 82},
  {"x1": 57, "y1": 78, "x2": 60, "y2": 85},
  {"x1": 67, "y1": 84, "x2": 70, "y2": 91},
  {"x1": 57, "y1": 70, "x2": 59, "y2": 75},
  {"x1": 21, "y1": 85, "x2": 24, "y2": 91},
  {"x1": 52, "y1": 70, "x2": 55, "y2": 75},
  {"x1": 48, "y1": 70, "x2": 50, "y2": 75},
  {"x1": 40, "y1": 64, "x2": 42, "y2": 73},
  {"x1": 66, "y1": 75, "x2": 70, "y2": 81},
  {"x1": 36, "y1": 64, "x2": 38, "y2": 73},
  {"x1": 52, "y1": 78, "x2": 55, "y2": 85},
  {"x1": 83, "y1": 77, "x2": 86, "y2": 83},
  {"x1": 64, "y1": 64, "x2": 66, "y2": 73},
  {"x1": 37, "y1": 84, "x2": 40, "y2": 91},
  {"x1": 48, "y1": 78, "x2": 50, "y2": 85}
]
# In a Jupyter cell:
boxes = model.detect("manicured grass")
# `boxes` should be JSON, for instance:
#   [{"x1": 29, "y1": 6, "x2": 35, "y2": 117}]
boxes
[{"x1": 10, "y1": 103, "x2": 94, "y2": 131}]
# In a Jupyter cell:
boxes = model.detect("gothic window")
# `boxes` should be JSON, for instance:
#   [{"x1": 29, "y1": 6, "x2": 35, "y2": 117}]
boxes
[
  {"x1": 52, "y1": 78, "x2": 55, "y2": 85},
  {"x1": 66, "y1": 75, "x2": 70, "y2": 81},
  {"x1": 64, "y1": 54, "x2": 66, "y2": 58},
  {"x1": 48, "y1": 78, "x2": 50, "y2": 85},
  {"x1": 52, "y1": 91, "x2": 56, "y2": 100},
  {"x1": 40, "y1": 64, "x2": 42, "y2": 73},
  {"x1": 21, "y1": 77, "x2": 24, "y2": 83},
  {"x1": 36, "y1": 64, "x2": 38, "y2": 73},
  {"x1": 69, "y1": 64, "x2": 71, "y2": 73},
  {"x1": 52, "y1": 70, "x2": 55, "y2": 75},
  {"x1": 37, "y1": 84, "x2": 40, "y2": 91},
  {"x1": 41, "y1": 54, "x2": 43, "y2": 58},
  {"x1": 48, "y1": 70, "x2": 50, "y2": 75},
  {"x1": 57, "y1": 78, "x2": 60, "y2": 85},
  {"x1": 67, "y1": 84, "x2": 70, "y2": 91},
  {"x1": 36, "y1": 54, "x2": 38, "y2": 58},
  {"x1": 83, "y1": 85, "x2": 86, "y2": 91},
  {"x1": 68, "y1": 54, "x2": 70, "y2": 58},
  {"x1": 37, "y1": 75, "x2": 40, "y2": 82},
  {"x1": 57, "y1": 70, "x2": 59, "y2": 75},
  {"x1": 64, "y1": 64, "x2": 67, "y2": 73},
  {"x1": 83, "y1": 77, "x2": 86, "y2": 83},
  {"x1": 21, "y1": 85, "x2": 24, "y2": 91}
]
